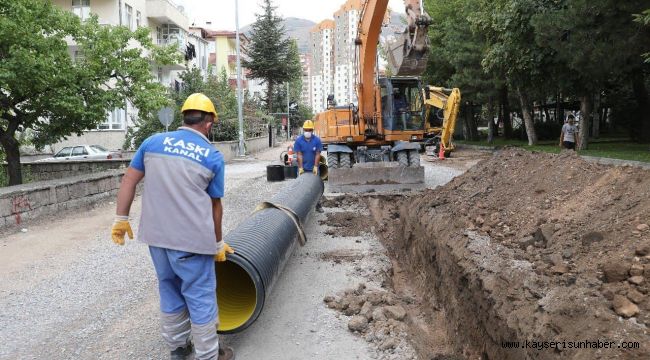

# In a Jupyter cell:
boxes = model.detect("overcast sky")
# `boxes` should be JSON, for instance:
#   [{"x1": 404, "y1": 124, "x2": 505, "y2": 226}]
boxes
[{"x1": 177, "y1": 0, "x2": 405, "y2": 30}]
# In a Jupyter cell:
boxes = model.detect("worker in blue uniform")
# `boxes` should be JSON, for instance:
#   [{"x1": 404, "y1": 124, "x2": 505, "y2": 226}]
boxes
[
  {"x1": 294, "y1": 120, "x2": 324, "y2": 212},
  {"x1": 294, "y1": 120, "x2": 322, "y2": 176},
  {"x1": 111, "y1": 93, "x2": 235, "y2": 360}
]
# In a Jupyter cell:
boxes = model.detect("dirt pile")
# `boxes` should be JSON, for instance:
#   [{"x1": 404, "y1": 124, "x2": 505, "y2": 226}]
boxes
[
  {"x1": 324, "y1": 284, "x2": 418, "y2": 360},
  {"x1": 364, "y1": 149, "x2": 650, "y2": 359}
]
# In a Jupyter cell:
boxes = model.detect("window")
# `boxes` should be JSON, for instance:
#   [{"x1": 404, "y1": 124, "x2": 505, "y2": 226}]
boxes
[
  {"x1": 158, "y1": 23, "x2": 186, "y2": 48},
  {"x1": 90, "y1": 145, "x2": 109, "y2": 152},
  {"x1": 125, "y1": 4, "x2": 133, "y2": 30},
  {"x1": 72, "y1": 0, "x2": 90, "y2": 20},
  {"x1": 98, "y1": 108, "x2": 125, "y2": 130},
  {"x1": 72, "y1": 146, "x2": 88, "y2": 156},
  {"x1": 74, "y1": 50, "x2": 85, "y2": 63},
  {"x1": 136, "y1": 10, "x2": 141, "y2": 28},
  {"x1": 55, "y1": 147, "x2": 73, "y2": 158}
]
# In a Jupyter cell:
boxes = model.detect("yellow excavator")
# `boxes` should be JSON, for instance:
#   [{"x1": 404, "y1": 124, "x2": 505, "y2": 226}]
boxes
[
  {"x1": 422, "y1": 86, "x2": 461, "y2": 157},
  {"x1": 314, "y1": 0, "x2": 433, "y2": 189}
]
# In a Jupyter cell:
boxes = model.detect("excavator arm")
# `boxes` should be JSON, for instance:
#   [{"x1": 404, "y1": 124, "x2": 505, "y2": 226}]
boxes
[
  {"x1": 423, "y1": 86, "x2": 461, "y2": 152},
  {"x1": 386, "y1": 0, "x2": 432, "y2": 76}
]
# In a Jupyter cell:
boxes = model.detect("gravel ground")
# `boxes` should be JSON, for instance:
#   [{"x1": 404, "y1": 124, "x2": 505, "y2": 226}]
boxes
[
  {"x1": 0, "y1": 146, "x2": 480, "y2": 360},
  {"x1": 0, "y1": 147, "x2": 286, "y2": 360}
]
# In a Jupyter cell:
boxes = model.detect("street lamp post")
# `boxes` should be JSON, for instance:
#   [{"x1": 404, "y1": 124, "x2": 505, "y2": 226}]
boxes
[
  {"x1": 235, "y1": 0, "x2": 245, "y2": 156},
  {"x1": 286, "y1": 82, "x2": 290, "y2": 140}
]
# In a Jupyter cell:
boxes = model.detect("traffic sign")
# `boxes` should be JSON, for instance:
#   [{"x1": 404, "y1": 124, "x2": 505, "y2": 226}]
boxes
[{"x1": 158, "y1": 107, "x2": 174, "y2": 131}]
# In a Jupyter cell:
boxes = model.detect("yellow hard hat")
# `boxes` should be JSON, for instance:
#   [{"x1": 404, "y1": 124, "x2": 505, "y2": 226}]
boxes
[
  {"x1": 303, "y1": 120, "x2": 314, "y2": 130},
  {"x1": 181, "y1": 93, "x2": 218, "y2": 119}
]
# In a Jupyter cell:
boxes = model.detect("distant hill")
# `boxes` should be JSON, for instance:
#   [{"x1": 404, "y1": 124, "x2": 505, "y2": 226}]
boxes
[
  {"x1": 240, "y1": 12, "x2": 406, "y2": 55},
  {"x1": 241, "y1": 17, "x2": 316, "y2": 54}
]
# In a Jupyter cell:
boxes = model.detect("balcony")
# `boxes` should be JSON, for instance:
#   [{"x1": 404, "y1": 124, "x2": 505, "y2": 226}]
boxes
[{"x1": 146, "y1": 0, "x2": 189, "y2": 30}]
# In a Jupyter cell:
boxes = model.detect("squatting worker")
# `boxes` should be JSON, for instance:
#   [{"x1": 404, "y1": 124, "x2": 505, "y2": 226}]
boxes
[
  {"x1": 111, "y1": 93, "x2": 235, "y2": 360},
  {"x1": 560, "y1": 115, "x2": 579, "y2": 150},
  {"x1": 294, "y1": 120, "x2": 323, "y2": 176}
]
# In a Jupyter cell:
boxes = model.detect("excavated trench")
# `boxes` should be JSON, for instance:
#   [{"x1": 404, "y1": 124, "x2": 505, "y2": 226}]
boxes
[{"x1": 323, "y1": 149, "x2": 650, "y2": 360}]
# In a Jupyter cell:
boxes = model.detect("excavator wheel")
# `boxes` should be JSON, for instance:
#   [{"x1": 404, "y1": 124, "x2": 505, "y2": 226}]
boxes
[
  {"x1": 396, "y1": 151, "x2": 409, "y2": 167},
  {"x1": 339, "y1": 153, "x2": 352, "y2": 168},
  {"x1": 327, "y1": 152, "x2": 339, "y2": 169},
  {"x1": 408, "y1": 150, "x2": 420, "y2": 167}
]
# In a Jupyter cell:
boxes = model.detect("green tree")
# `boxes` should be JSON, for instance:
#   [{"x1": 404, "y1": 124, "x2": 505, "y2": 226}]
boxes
[
  {"x1": 533, "y1": 0, "x2": 650, "y2": 146},
  {"x1": 472, "y1": 0, "x2": 563, "y2": 145},
  {"x1": 244, "y1": 0, "x2": 301, "y2": 113},
  {"x1": 0, "y1": 0, "x2": 178, "y2": 185},
  {"x1": 126, "y1": 66, "x2": 241, "y2": 148}
]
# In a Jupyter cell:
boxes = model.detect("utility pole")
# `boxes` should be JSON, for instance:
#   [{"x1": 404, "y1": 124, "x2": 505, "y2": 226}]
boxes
[
  {"x1": 235, "y1": 0, "x2": 245, "y2": 156},
  {"x1": 286, "y1": 82, "x2": 290, "y2": 140}
]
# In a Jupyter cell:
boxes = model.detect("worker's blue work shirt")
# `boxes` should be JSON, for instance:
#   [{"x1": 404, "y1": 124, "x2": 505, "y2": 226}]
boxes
[
  {"x1": 294, "y1": 134, "x2": 323, "y2": 171},
  {"x1": 130, "y1": 127, "x2": 225, "y2": 255}
]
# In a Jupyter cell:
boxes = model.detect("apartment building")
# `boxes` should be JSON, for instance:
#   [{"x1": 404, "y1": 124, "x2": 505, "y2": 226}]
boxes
[
  {"x1": 52, "y1": 0, "x2": 196, "y2": 150},
  {"x1": 299, "y1": 53, "x2": 312, "y2": 107},
  {"x1": 187, "y1": 27, "x2": 210, "y2": 79},
  {"x1": 333, "y1": 0, "x2": 362, "y2": 106},
  {"x1": 309, "y1": 20, "x2": 335, "y2": 112},
  {"x1": 310, "y1": 0, "x2": 392, "y2": 113}
]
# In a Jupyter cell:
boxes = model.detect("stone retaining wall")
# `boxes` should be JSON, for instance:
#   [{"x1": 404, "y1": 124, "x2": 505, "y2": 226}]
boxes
[
  {"x1": 0, "y1": 170, "x2": 124, "y2": 230},
  {"x1": 6, "y1": 135, "x2": 273, "y2": 182},
  {"x1": 9, "y1": 160, "x2": 131, "y2": 182}
]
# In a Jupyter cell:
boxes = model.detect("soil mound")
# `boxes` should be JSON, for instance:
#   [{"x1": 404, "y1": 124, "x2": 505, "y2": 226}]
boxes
[{"x1": 368, "y1": 149, "x2": 650, "y2": 359}]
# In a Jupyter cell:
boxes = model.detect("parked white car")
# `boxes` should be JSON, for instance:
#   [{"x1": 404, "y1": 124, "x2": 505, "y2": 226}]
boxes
[{"x1": 35, "y1": 145, "x2": 122, "y2": 162}]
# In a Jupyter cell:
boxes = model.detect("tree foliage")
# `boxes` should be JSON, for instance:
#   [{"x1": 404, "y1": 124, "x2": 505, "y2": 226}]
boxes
[
  {"x1": 423, "y1": 0, "x2": 650, "y2": 146},
  {"x1": 0, "y1": 0, "x2": 179, "y2": 185},
  {"x1": 244, "y1": 0, "x2": 302, "y2": 112}
]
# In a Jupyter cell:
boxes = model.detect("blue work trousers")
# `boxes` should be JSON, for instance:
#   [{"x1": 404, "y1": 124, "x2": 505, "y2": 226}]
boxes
[{"x1": 149, "y1": 246, "x2": 217, "y2": 325}]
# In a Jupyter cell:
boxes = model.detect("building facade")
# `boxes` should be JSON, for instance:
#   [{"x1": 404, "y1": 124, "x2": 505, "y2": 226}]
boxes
[
  {"x1": 333, "y1": 0, "x2": 362, "y2": 106},
  {"x1": 299, "y1": 53, "x2": 312, "y2": 107},
  {"x1": 309, "y1": 20, "x2": 335, "y2": 113},
  {"x1": 52, "y1": 0, "x2": 198, "y2": 150},
  {"x1": 309, "y1": 0, "x2": 393, "y2": 113}
]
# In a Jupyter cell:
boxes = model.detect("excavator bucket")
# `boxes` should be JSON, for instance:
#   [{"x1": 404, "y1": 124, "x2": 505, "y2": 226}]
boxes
[
  {"x1": 386, "y1": 37, "x2": 429, "y2": 76},
  {"x1": 327, "y1": 162, "x2": 425, "y2": 193}
]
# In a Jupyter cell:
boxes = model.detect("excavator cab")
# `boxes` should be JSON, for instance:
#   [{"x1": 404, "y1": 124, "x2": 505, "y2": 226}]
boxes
[{"x1": 379, "y1": 77, "x2": 424, "y2": 132}]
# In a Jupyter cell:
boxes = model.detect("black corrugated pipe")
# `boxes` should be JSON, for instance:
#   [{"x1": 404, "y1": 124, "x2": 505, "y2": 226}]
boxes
[{"x1": 215, "y1": 173, "x2": 323, "y2": 334}]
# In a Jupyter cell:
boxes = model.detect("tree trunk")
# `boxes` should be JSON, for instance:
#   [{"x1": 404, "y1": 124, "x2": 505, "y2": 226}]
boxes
[
  {"x1": 266, "y1": 81, "x2": 274, "y2": 114},
  {"x1": 0, "y1": 134, "x2": 22, "y2": 185},
  {"x1": 555, "y1": 92, "x2": 562, "y2": 124},
  {"x1": 499, "y1": 86, "x2": 513, "y2": 139},
  {"x1": 487, "y1": 100, "x2": 495, "y2": 144},
  {"x1": 517, "y1": 88, "x2": 537, "y2": 145},
  {"x1": 578, "y1": 95, "x2": 592, "y2": 150},
  {"x1": 469, "y1": 103, "x2": 479, "y2": 141},
  {"x1": 631, "y1": 72, "x2": 650, "y2": 143},
  {"x1": 592, "y1": 94, "x2": 600, "y2": 139}
]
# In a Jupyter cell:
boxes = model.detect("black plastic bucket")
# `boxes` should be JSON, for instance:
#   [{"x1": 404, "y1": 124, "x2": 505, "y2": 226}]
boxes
[
  {"x1": 266, "y1": 165, "x2": 285, "y2": 182},
  {"x1": 283, "y1": 165, "x2": 298, "y2": 179}
]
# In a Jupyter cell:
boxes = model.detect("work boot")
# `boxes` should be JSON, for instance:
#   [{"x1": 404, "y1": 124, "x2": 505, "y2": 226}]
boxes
[
  {"x1": 218, "y1": 345, "x2": 235, "y2": 360},
  {"x1": 170, "y1": 342, "x2": 193, "y2": 360}
]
